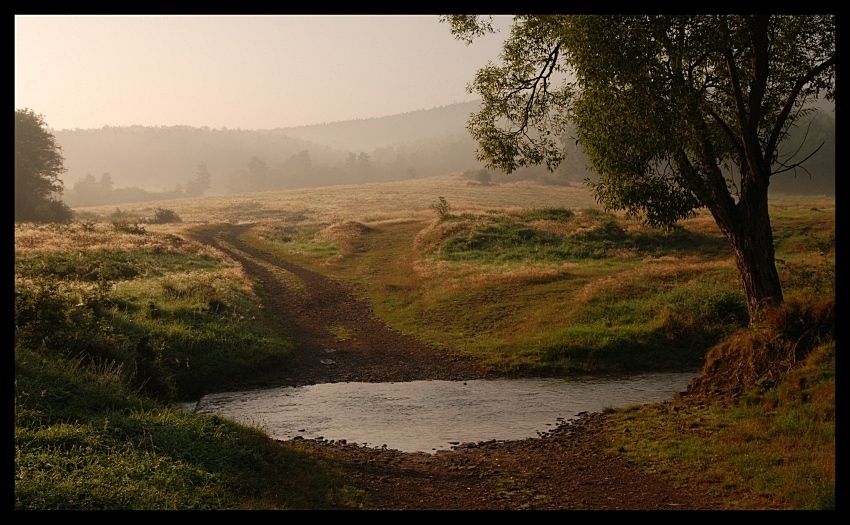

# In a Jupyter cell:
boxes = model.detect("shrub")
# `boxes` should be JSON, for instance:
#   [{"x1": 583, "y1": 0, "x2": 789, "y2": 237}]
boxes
[
  {"x1": 112, "y1": 220, "x2": 147, "y2": 235},
  {"x1": 430, "y1": 197, "x2": 452, "y2": 220},
  {"x1": 147, "y1": 208, "x2": 182, "y2": 224}
]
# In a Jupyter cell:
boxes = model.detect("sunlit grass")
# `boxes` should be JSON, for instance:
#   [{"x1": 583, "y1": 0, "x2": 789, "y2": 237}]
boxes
[{"x1": 70, "y1": 174, "x2": 600, "y2": 226}]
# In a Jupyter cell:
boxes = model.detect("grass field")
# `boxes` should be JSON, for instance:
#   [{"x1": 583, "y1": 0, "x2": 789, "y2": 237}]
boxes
[{"x1": 17, "y1": 173, "x2": 834, "y2": 509}]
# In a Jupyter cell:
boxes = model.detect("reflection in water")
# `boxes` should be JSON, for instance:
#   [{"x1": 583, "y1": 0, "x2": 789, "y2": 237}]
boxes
[{"x1": 194, "y1": 372, "x2": 699, "y2": 453}]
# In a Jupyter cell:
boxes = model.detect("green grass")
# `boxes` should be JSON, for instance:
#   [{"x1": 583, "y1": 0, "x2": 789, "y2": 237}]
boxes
[
  {"x1": 245, "y1": 208, "x2": 763, "y2": 375},
  {"x1": 602, "y1": 341, "x2": 835, "y2": 509},
  {"x1": 15, "y1": 224, "x2": 366, "y2": 509},
  {"x1": 15, "y1": 258, "x2": 291, "y2": 401},
  {"x1": 15, "y1": 347, "x2": 364, "y2": 510}
]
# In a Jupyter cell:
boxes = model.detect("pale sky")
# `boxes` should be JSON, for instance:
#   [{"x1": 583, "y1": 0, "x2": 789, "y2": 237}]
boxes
[{"x1": 15, "y1": 15, "x2": 513, "y2": 131}]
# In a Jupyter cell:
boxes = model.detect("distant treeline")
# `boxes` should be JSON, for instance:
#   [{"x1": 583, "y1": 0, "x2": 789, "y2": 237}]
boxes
[
  {"x1": 56, "y1": 102, "x2": 833, "y2": 208},
  {"x1": 64, "y1": 164, "x2": 211, "y2": 208}
]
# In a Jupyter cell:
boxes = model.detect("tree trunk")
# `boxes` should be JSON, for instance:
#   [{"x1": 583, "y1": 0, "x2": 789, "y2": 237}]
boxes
[
  {"x1": 727, "y1": 223, "x2": 784, "y2": 321},
  {"x1": 707, "y1": 187, "x2": 784, "y2": 323}
]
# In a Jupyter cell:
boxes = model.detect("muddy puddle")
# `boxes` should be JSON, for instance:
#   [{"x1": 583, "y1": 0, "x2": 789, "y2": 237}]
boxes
[{"x1": 191, "y1": 372, "x2": 698, "y2": 453}]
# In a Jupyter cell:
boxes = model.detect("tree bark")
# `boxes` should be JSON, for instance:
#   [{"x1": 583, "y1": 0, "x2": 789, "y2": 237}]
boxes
[{"x1": 707, "y1": 187, "x2": 784, "y2": 322}]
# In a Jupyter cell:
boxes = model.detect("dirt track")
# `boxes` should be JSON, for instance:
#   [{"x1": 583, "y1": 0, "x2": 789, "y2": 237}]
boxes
[{"x1": 193, "y1": 223, "x2": 723, "y2": 510}]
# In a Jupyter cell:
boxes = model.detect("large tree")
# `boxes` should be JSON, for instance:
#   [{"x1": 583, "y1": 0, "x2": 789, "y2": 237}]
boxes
[
  {"x1": 444, "y1": 15, "x2": 835, "y2": 322},
  {"x1": 15, "y1": 108, "x2": 73, "y2": 223}
]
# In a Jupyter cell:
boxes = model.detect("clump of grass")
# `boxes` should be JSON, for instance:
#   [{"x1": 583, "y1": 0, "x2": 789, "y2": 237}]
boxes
[
  {"x1": 513, "y1": 207, "x2": 575, "y2": 222},
  {"x1": 430, "y1": 196, "x2": 452, "y2": 219},
  {"x1": 688, "y1": 297, "x2": 834, "y2": 399},
  {"x1": 112, "y1": 220, "x2": 147, "y2": 235},
  {"x1": 327, "y1": 325, "x2": 355, "y2": 342}
]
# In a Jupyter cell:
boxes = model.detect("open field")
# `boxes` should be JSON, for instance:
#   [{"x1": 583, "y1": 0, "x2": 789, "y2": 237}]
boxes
[
  {"x1": 68, "y1": 173, "x2": 836, "y2": 375},
  {"x1": 16, "y1": 174, "x2": 834, "y2": 509}
]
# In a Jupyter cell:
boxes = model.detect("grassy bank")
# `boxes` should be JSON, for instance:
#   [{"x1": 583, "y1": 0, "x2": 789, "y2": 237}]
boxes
[
  {"x1": 603, "y1": 330, "x2": 835, "y2": 509},
  {"x1": 232, "y1": 183, "x2": 833, "y2": 378},
  {"x1": 14, "y1": 221, "x2": 365, "y2": 509}
]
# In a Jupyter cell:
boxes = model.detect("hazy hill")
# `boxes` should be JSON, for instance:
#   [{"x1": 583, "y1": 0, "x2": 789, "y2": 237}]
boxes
[
  {"x1": 274, "y1": 101, "x2": 482, "y2": 152},
  {"x1": 55, "y1": 100, "x2": 833, "y2": 208},
  {"x1": 55, "y1": 102, "x2": 490, "y2": 201}
]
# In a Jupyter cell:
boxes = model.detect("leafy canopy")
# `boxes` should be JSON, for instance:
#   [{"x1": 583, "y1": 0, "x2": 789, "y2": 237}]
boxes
[{"x1": 444, "y1": 15, "x2": 835, "y2": 228}]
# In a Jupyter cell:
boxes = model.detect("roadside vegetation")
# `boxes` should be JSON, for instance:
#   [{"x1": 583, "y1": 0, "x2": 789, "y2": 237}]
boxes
[
  {"x1": 14, "y1": 221, "x2": 365, "y2": 509},
  {"x1": 17, "y1": 175, "x2": 834, "y2": 509}
]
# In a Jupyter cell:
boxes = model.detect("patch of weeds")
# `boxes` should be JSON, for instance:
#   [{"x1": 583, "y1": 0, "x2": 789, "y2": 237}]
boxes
[
  {"x1": 112, "y1": 220, "x2": 147, "y2": 235},
  {"x1": 776, "y1": 255, "x2": 834, "y2": 299}
]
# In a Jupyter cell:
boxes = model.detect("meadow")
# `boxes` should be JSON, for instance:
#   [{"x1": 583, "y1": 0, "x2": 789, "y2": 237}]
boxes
[{"x1": 16, "y1": 173, "x2": 835, "y2": 509}]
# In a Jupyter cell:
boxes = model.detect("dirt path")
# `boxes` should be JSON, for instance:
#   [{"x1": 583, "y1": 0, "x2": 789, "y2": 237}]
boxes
[{"x1": 193, "y1": 223, "x2": 723, "y2": 510}]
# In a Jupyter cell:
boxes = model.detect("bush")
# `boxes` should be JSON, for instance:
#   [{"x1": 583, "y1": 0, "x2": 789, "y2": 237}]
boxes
[{"x1": 147, "y1": 208, "x2": 182, "y2": 224}]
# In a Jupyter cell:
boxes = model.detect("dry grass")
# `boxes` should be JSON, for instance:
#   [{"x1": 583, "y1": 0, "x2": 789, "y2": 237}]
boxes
[
  {"x1": 14, "y1": 221, "x2": 221, "y2": 259},
  {"x1": 572, "y1": 257, "x2": 736, "y2": 305},
  {"x1": 70, "y1": 174, "x2": 599, "y2": 227}
]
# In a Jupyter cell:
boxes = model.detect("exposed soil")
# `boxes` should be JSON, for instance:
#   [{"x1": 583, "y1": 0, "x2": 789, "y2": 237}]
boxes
[{"x1": 192, "y1": 223, "x2": 724, "y2": 510}]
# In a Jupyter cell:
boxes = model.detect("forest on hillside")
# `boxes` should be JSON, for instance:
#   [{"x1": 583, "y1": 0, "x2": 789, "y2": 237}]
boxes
[{"x1": 56, "y1": 101, "x2": 834, "y2": 208}]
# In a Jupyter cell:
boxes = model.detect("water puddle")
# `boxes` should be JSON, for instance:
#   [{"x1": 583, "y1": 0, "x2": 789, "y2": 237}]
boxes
[{"x1": 193, "y1": 371, "x2": 699, "y2": 453}]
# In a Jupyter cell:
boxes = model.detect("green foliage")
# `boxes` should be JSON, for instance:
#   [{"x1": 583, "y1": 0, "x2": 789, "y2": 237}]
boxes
[
  {"x1": 15, "y1": 108, "x2": 73, "y2": 223},
  {"x1": 446, "y1": 15, "x2": 835, "y2": 222}
]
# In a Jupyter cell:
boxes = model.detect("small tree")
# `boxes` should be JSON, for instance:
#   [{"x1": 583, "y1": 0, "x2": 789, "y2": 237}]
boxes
[
  {"x1": 15, "y1": 109, "x2": 73, "y2": 223},
  {"x1": 475, "y1": 169, "x2": 492, "y2": 185}
]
